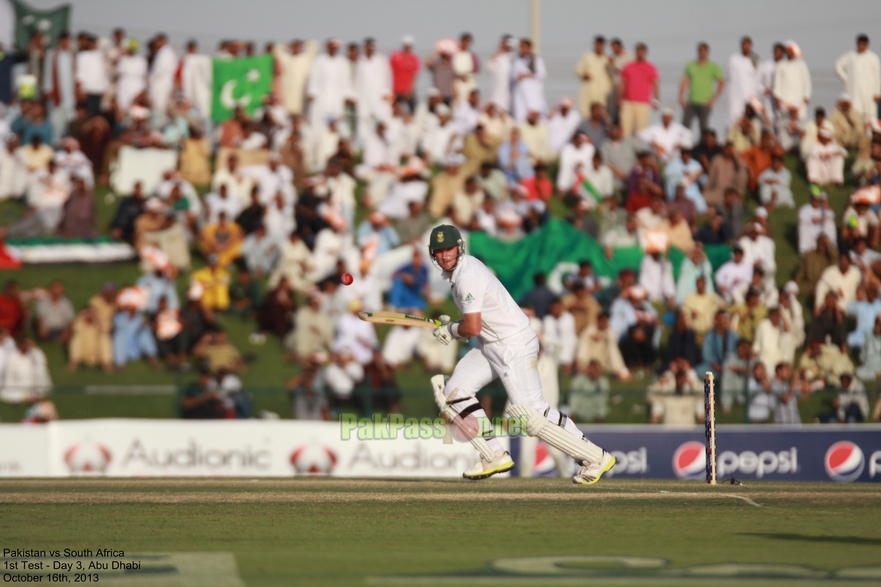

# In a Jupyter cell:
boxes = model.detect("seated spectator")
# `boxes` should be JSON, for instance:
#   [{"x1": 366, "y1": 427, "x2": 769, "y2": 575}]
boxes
[
  {"x1": 660, "y1": 208, "x2": 695, "y2": 254},
  {"x1": 235, "y1": 187, "x2": 266, "y2": 235},
  {"x1": 475, "y1": 161, "x2": 507, "y2": 202},
  {"x1": 727, "y1": 109, "x2": 762, "y2": 154},
  {"x1": 820, "y1": 371, "x2": 870, "y2": 423},
  {"x1": 287, "y1": 354, "x2": 331, "y2": 420},
  {"x1": 356, "y1": 211, "x2": 400, "y2": 259},
  {"x1": 720, "y1": 338, "x2": 751, "y2": 413},
  {"x1": 152, "y1": 295, "x2": 186, "y2": 370},
  {"x1": 647, "y1": 357, "x2": 703, "y2": 425},
  {"x1": 663, "y1": 310, "x2": 699, "y2": 372},
  {"x1": 256, "y1": 276, "x2": 296, "y2": 338},
  {"x1": 561, "y1": 281, "x2": 603, "y2": 336},
  {"x1": 611, "y1": 285, "x2": 658, "y2": 370},
  {"x1": 771, "y1": 362, "x2": 803, "y2": 425},
  {"x1": 450, "y1": 176, "x2": 486, "y2": 230},
  {"x1": 569, "y1": 360, "x2": 610, "y2": 423},
  {"x1": 67, "y1": 306, "x2": 113, "y2": 372},
  {"x1": 830, "y1": 94, "x2": 863, "y2": 150},
  {"x1": 780, "y1": 282, "x2": 806, "y2": 348},
  {"x1": 682, "y1": 275, "x2": 726, "y2": 337},
  {"x1": 57, "y1": 175, "x2": 97, "y2": 239},
  {"x1": 109, "y1": 181, "x2": 146, "y2": 242},
  {"x1": 575, "y1": 311, "x2": 630, "y2": 380},
  {"x1": 799, "y1": 106, "x2": 836, "y2": 156},
  {"x1": 0, "y1": 283, "x2": 26, "y2": 340},
  {"x1": 695, "y1": 208, "x2": 731, "y2": 245},
  {"x1": 815, "y1": 253, "x2": 861, "y2": 313},
  {"x1": 752, "y1": 306, "x2": 796, "y2": 374},
  {"x1": 579, "y1": 102, "x2": 611, "y2": 152},
  {"x1": 543, "y1": 297, "x2": 578, "y2": 373},
  {"x1": 742, "y1": 265, "x2": 778, "y2": 308},
  {"x1": 797, "y1": 189, "x2": 836, "y2": 254},
  {"x1": 846, "y1": 284, "x2": 881, "y2": 351},
  {"x1": 421, "y1": 104, "x2": 461, "y2": 165},
  {"x1": 285, "y1": 290, "x2": 332, "y2": 360},
  {"x1": 270, "y1": 231, "x2": 315, "y2": 294},
  {"x1": 461, "y1": 125, "x2": 502, "y2": 178},
  {"x1": 332, "y1": 301, "x2": 379, "y2": 367},
  {"x1": 639, "y1": 244, "x2": 675, "y2": 306},
  {"x1": 134, "y1": 198, "x2": 191, "y2": 271},
  {"x1": 519, "y1": 110, "x2": 554, "y2": 164},
  {"x1": 675, "y1": 245, "x2": 715, "y2": 304},
  {"x1": 600, "y1": 122, "x2": 640, "y2": 194},
  {"x1": 601, "y1": 213, "x2": 639, "y2": 257},
  {"x1": 775, "y1": 106, "x2": 804, "y2": 153},
  {"x1": 179, "y1": 287, "x2": 217, "y2": 354},
  {"x1": 0, "y1": 337, "x2": 52, "y2": 403},
  {"x1": 795, "y1": 234, "x2": 836, "y2": 299},
  {"x1": 395, "y1": 200, "x2": 432, "y2": 245},
  {"x1": 178, "y1": 128, "x2": 211, "y2": 186},
  {"x1": 698, "y1": 310, "x2": 738, "y2": 378},
  {"x1": 364, "y1": 352, "x2": 402, "y2": 413},
  {"x1": 212, "y1": 153, "x2": 255, "y2": 206},
  {"x1": 729, "y1": 287, "x2": 767, "y2": 343},
  {"x1": 741, "y1": 130, "x2": 783, "y2": 192},
  {"x1": 850, "y1": 237, "x2": 881, "y2": 285},
  {"x1": 389, "y1": 250, "x2": 429, "y2": 311},
  {"x1": 204, "y1": 184, "x2": 242, "y2": 226},
  {"x1": 240, "y1": 223, "x2": 280, "y2": 278},
  {"x1": 798, "y1": 338, "x2": 854, "y2": 389},
  {"x1": 625, "y1": 150, "x2": 663, "y2": 213},
  {"x1": 192, "y1": 255, "x2": 232, "y2": 311},
  {"x1": 703, "y1": 142, "x2": 747, "y2": 208},
  {"x1": 522, "y1": 162, "x2": 554, "y2": 202},
  {"x1": 737, "y1": 221, "x2": 776, "y2": 279},
  {"x1": 556, "y1": 131, "x2": 595, "y2": 195},
  {"x1": 574, "y1": 154, "x2": 612, "y2": 207},
  {"x1": 638, "y1": 107, "x2": 692, "y2": 163},
  {"x1": 198, "y1": 212, "x2": 244, "y2": 269},
  {"x1": 229, "y1": 265, "x2": 263, "y2": 319},
  {"x1": 747, "y1": 362, "x2": 774, "y2": 423},
  {"x1": 715, "y1": 246, "x2": 752, "y2": 303},
  {"x1": 182, "y1": 368, "x2": 229, "y2": 419},
  {"x1": 34, "y1": 280, "x2": 75, "y2": 344},
  {"x1": 842, "y1": 198, "x2": 880, "y2": 250},
  {"x1": 757, "y1": 155, "x2": 793, "y2": 209},
  {"x1": 194, "y1": 330, "x2": 244, "y2": 373},
  {"x1": 692, "y1": 128, "x2": 722, "y2": 174},
  {"x1": 664, "y1": 148, "x2": 705, "y2": 213},
  {"x1": 548, "y1": 97, "x2": 582, "y2": 154},
  {"x1": 809, "y1": 292, "x2": 848, "y2": 352},
  {"x1": 856, "y1": 314, "x2": 881, "y2": 382},
  {"x1": 519, "y1": 273, "x2": 556, "y2": 319},
  {"x1": 112, "y1": 303, "x2": 159, "y2": 369},
  {"x1": 805, "y1": 129, "x2": 847, "y2": 186}
]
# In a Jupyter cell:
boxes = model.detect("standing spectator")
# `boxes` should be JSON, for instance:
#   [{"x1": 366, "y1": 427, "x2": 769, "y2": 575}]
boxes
[
  {"x1": 569, "y1": 360, "x2": 610, "y2": 423},
  {"x1": 576, "y1": 36, "x2": 613, "y2": 120},
  {"x1": 771, "y1": 362, "x2": 802, "y2": 425},
  {"x1": 389, "y1": 35, "x2": 421, "y2": 112},
  {"x1": 510, "y1": 38, "x2": 547, "y2": 123},
  {"x1": 618, "y1": 43, "x2": 659, "y2": 137},
  {"x1": 647, "y1": 358, "x2": 703, "y2": 425},
  {"x1": 58, "y1": 176, "x2": 97, "y2": 239},
  {"x1": 747, "y1": 362, "x2": 774, "y2": 423},
  {"x1": 288, "y1": 354, "x2": 331, "y2": 421},
  {"x1": 726, "y1": 36, "x2": 759, "y2": 127},
  {"x1": 75, "y1": 35, "x2": 109, "y2": 117},
  {"x1": 774, "y1": 41, "x2": 812, "y2": 121},
  {"x1": 679, "y1": 42, "x2": 725, "y2": 138},
  {"x1": 1, "y1": 337, "x2": 52, "y2": 404},
  {"x1": 519, "y1": 273, "x2": 556, "y2": 319},
  {"x1": 307, "y1": 39, "x2": 354, "y2": 130},
  {"x1": 856, "y1": 315, "x2": 881, "y2": 382},
  {"x1": 0, "y1": 281, "x2": 27, "y2": 338},
  {"x1": 486, "y1": 35, "x2": 515, "y2": 113},
  {"x1": 612, "y1": 285, "x2": 658, "y2": 370},
  {"x1": 721, "y1": 339, "x2": 751, "y2": 413},
  {"x1": 834, "y1": 34, "x2": 881, "y2": 123},
  {"x1": 699, "y1": 311, "x2": 738, "y2": 381},
  {"x1": 148, "y1": 33, "x2": 178, "y2": 126}
]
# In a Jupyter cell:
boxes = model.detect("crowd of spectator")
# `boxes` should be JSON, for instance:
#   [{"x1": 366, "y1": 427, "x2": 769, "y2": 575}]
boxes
[{"x1": 1, "y1": 27, "x2": 881, "y2": 425}]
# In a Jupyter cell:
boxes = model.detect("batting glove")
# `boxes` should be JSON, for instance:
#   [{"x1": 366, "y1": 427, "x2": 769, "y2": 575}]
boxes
[{"x1": 433, "y1": 314, "x2": 468, "y2": 345}]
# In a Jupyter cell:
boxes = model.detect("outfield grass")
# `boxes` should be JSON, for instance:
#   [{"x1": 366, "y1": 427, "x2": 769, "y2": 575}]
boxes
[{"x1": 1, "y1": 478, "x2": 879, "y2": 586}]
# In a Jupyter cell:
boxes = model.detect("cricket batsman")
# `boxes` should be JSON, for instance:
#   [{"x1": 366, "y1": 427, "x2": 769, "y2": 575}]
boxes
[{"x1": 427, "y1": 225, "x2": 616, "y2": 484}]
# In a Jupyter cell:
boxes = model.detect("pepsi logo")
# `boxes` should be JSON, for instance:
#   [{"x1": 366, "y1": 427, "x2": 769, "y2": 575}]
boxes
[
  {"x1": 64, "y1": 441, "x2": 112, "y2": 474},
  {"x1": 673, "y1": 441, "x2": 706, "y2": 480},
  {"x1": 290, "y1": 444, "x2": 337, "y2": 475},
  {"x1": 825, "y1": 441, "x2": 864, "y2": 482}
]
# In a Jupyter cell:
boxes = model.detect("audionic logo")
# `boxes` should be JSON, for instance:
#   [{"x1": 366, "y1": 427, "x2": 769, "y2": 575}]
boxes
[
  {"x1": 672, "y1": 441, "x2": 706, "y2": 480},
  {"x1": 64, "y1": 441, "x2": 112, "y2": 474},
  {"x1": 290, "y1": 444, "x2": 337, "y2": 475},
  {"x1": 825, "y1": 441, "x2": 865, "y2": 482}
]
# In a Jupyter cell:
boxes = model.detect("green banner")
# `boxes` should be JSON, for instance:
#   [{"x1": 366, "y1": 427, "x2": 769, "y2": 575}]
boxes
[
  {"x1": 469, "y1": 218, "x2": 730, "y2": 301},
  {"x1": 211, "y1": 54, "x2": 274, "y2": 122},
  {"x1": 11, "y1": 0, "x2": 70, "y2": 53}
]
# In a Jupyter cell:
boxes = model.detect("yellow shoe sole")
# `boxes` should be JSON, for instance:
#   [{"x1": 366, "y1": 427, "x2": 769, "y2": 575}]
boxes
[
  {"x1": 463, "y1": 459, "x2": 515, "y2": 481},
  {"x1": 573, "y1": 455, "x2": 616, "y2": 485}
]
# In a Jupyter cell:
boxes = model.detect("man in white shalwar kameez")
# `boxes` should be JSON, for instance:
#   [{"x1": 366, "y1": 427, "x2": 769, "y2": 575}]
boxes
[
  {"x1": 42, "y1": 32, "x2": 76, "y2": 143},
  {"x1": 774, "y1": 41, "x2": 812, "y2": 120},
  {"x1": 486, "y1": 35, "x2": 515, "y2": 112},
  {"x1": 275, "y1": 40, "x2": 318, "y2": 116},
  {"x1": 548, "y1": 97, "x2": 582, "y2": 154},
  {"x1": 727, "y1": 36, "x2": 760, "y2": 128},
  {"x1": 179, "y1": 40, "x2": 212, "y2": 122},
  {"x1": 453, "y1": 33, "x2": 479, "y2": 107},
  {"x1": 149, "y1": 34, "x2": 177, "y2": 126},
  {"x1": 115, "y1": 40, "x2": 148, "y2": 113},
  {"x1": 307, "y1": 39, "x2": 355, "y2": 133},
  {"x1": 835, "y1": 34, "x2": 881, "y2": 122},
  {"x1": 511, "y1": 39, "x2": 547, "y2": 123},
  {"x1": 354, "y1": 38, "x2": 393, "y2": 141},
  {"x1": 757, "y1": 43, "x2": 785, "y2": 126},
  {"x1": 575, "y1": 35, "x2": 613, "y2": 119}
]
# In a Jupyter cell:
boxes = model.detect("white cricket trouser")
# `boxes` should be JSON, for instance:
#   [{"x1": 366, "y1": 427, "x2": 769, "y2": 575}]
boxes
[{"x1": 445, "y1": 327, "x2": 549, "y2": 414}]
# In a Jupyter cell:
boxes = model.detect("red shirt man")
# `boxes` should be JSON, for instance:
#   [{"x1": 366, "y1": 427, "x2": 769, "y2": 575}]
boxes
[
  {"x1": 618, "y1": 43, "x2": 660, "y2": 137},
  {"x1": 390, "y1": 36, "x2": 421, "y2": 102}
]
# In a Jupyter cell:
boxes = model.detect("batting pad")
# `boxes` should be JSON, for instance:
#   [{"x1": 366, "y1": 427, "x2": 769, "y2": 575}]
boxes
[
  {"x1": 431, "y1": 374, "x2": 495, "y2": 462},
  {"x1": 505, "y1": 404, "x2": 603, "y2": 463}
]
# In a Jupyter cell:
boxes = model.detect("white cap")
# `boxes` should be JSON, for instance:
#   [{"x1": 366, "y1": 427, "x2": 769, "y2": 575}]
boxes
[
  {"x1": 838, "y1": 92, "x2": 852, "y2": 103},
  {"x1": 434, "y1": 103, "x2": 451, "y2": 116},
  {"x1": 754, "y1": 206, "x2": 768, "y2": 219},
  {"x1": 661, "y1": 106, "x2": 675, "y2": 117},
  {"x1": 402, "y1": 34, "x2": 415, "y2": 46},
  {"x1": 446, "y1": 153, "x2": 465, "y2": 167},
  {"x1": 427, "y1": 87, "x2": 442, "y2": 97},
  {"x1": 784, "y1": 281, "x2": 799, "y2": 295}
]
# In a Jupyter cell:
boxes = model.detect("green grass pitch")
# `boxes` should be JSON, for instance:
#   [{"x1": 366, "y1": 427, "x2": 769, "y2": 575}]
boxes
[{"x1": 1, "y1": 478, "x2": 880, "y2": 586}]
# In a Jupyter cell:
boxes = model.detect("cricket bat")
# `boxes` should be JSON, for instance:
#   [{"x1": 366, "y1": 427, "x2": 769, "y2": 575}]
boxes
[{"x1": 357, "y1": 311, "x2": 442, "y2": 329}]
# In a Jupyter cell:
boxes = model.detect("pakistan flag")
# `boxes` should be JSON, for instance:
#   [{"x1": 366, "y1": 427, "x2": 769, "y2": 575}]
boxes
[
  {"x1": 11, "y1": 0, "x2": 71, "y2": 52},
  {"x1": 211, "y1": 54, "x2": 274, "y2": 123}
]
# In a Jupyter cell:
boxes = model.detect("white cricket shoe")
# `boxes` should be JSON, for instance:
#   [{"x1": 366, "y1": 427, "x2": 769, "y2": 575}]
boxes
[
  {"x1": 462, "y1": 452, "x2": 515, "y2": 480},
  {"x1": 572, "y1": 450, "x2": 616, "y2": 485}
]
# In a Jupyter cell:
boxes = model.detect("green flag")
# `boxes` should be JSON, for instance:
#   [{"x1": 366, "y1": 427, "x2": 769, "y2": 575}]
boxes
[
  {"x1": 469, "y1": 218, "x2": 730, "y2": 301},
  {"x1": 11, "y1": 0, "x2": 71, "y2": 52},
  {"x1": 211, "y1": 54, "x2": 274, "y2": 123}
]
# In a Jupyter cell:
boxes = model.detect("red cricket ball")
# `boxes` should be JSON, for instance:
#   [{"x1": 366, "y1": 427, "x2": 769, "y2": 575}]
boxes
[{"x1": 341, "y1": 272, "x2": 354, "y2": 286}]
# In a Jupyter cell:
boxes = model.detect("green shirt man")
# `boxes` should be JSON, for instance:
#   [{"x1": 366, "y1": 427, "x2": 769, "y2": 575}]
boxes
[{"x1": 679, "y1": 43, "x2": 725, "y2": 136}]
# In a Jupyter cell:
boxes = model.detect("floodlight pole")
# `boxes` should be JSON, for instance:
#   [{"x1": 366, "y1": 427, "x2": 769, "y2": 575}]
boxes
[{"x1": 531, "y1": 0, "x2": 541, "y2": 53}]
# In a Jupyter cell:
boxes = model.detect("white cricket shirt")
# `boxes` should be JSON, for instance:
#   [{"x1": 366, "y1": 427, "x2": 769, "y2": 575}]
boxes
[{"x1": 445, "y1": 255, "x2": 531, "y2": 343}]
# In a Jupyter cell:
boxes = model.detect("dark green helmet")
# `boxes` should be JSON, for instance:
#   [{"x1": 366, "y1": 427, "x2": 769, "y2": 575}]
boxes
[{"x1": 428, "y1": 224, "x2": 463, "y2": 252}]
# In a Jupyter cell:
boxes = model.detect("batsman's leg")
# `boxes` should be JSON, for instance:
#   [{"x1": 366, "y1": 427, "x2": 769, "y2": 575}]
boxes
[{"x1": 435, "y1": 349, "x2": 513, "y2": 480}]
